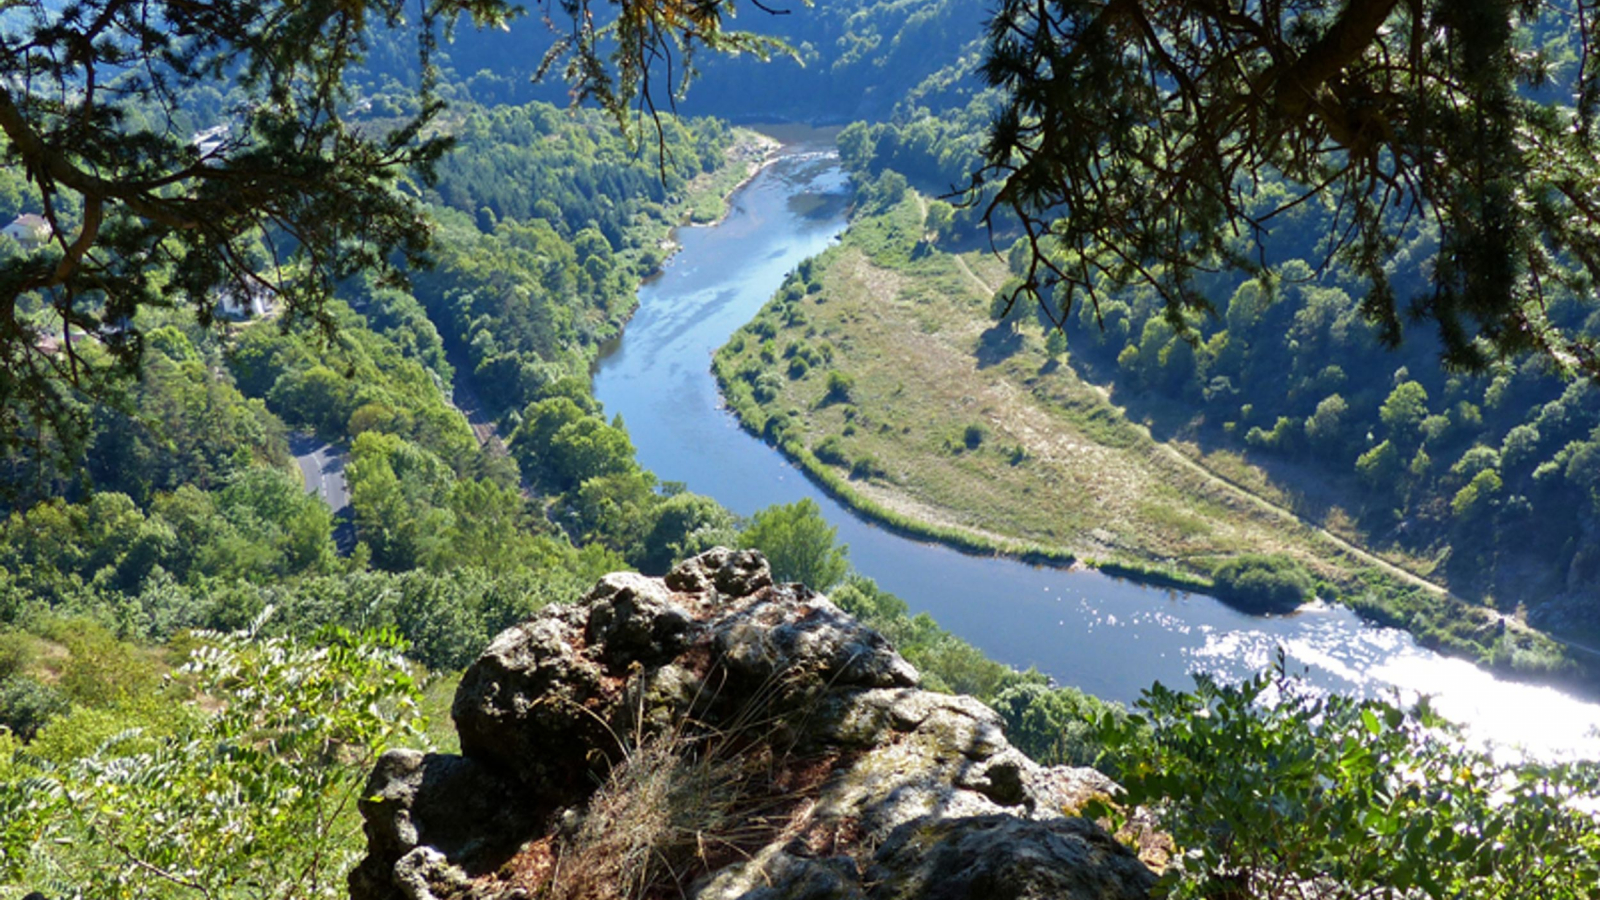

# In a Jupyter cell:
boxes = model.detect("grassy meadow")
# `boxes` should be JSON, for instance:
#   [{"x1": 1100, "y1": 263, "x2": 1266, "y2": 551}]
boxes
[{"x1": 712, "y1": 191, "x2": 1582, "y2": 681}]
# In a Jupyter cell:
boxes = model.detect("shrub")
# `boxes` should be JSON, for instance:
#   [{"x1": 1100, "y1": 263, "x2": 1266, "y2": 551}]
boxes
[
  {"x1": 850, "y1": 455, "x2": 884, "y2": 480},
  {"x1": 2, "y1": 625, "x2": 428, "y2": 895},
  {"x1": 824, "y1": 369, "x2": 854, "y2": 403},
  {"x1": 813, "y1": 435, "x2": 849, "y2": 467},
  {"x1": 990, "y1": 683, "x2": 1119, "y2": 768},
  {"x1": 752, "y1": 371, "x2": 784, "y2": 404},
  {"x1": 1044, "y1": 329, "x2": 1068, "y2": 360},
  {"x1": 0, "y1": 675, "x2": 69, "y2": 741},
  {"x1": 0, "y1": 631, "x2": 31, "y2": 680},
  {"x1": 1088, "y1": 671, "x2": 1600, "y2": 900},
  {"x1": 963, "y1": 423, "x2": 987, "y2": 450},
  {"x1": 1211, "y1": 554, "x2": 1312, "y2": 613},
  {"x1": 761, "y1": 412, "x2": 789, "y2": 443},
  {"x1": 49, "y1": 620, "x2": 161, "y2": 707}
]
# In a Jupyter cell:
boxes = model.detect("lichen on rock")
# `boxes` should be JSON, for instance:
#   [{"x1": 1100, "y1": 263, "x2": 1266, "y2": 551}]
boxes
[{"x1": 350, "y1": 548, "x2": 1154, "y2": 900}]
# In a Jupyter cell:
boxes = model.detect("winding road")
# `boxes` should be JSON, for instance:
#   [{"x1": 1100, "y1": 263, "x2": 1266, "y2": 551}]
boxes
[{"x1": 290, "y1": 433, "x2": 349, "y2": 514}]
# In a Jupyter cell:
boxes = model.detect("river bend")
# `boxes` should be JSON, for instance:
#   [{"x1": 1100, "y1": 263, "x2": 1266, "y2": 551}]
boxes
[{"x1": 593, "y1": 135, "x2": 1600, "y2": 759}]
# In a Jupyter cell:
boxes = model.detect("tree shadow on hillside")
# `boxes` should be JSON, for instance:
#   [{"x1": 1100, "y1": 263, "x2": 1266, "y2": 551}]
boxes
[
  {"x1": 1064, "y1": 342, "x2": 1352, "y2": 529},
  {"x1": 975, "y1": 326, "x2": 1023, "y2": 369}
]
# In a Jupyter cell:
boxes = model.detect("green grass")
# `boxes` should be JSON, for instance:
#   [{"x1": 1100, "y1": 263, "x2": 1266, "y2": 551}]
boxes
[
  {"x1": 709, "y1": 190, "x2": 1595, "y2": 689},
  {"x1": 681, "y1": 129, "x2": 776, "y2": 224}
]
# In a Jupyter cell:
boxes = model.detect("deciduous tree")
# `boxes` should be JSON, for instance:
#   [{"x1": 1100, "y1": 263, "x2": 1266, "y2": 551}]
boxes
[
  {"x1": 976, "y1": 0, "x2": 1600, "y2": 378},
  {"x1": 0, "y1": 0, "x2": 513, "y2": 459},
  {"x1": 739, "y1": 497, "x2": 849, "y2": 590}
]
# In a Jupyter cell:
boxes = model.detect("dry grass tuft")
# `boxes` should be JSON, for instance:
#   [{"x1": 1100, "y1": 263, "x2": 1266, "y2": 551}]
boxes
[
  {"x1": 550, "y1": 734, "x2": 760, "y2": 900},
  {"x1": 542, "y1": 674, "x2": 844, "y2": 900}
]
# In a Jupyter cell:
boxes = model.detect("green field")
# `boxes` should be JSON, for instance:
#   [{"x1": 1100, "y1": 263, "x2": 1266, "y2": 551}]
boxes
[{"x1": 712, "y1": 191, "x2": 1583, "y2": 682}]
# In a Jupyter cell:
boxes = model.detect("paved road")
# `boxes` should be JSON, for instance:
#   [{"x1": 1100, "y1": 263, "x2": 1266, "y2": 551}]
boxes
[
  {"x1": 445, "y1": 351, "x2": 511, "y2": 459},
  {"x1": 289, "y1": 433, "x2": 350, "y2": 514}
]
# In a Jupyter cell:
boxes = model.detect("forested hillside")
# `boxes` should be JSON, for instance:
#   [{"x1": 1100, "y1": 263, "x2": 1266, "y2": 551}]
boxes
[
  {"x1": 0, "y1": 62, "x2": 1057, "y2": 890},
  {"x1": 359, "y1": 0, "x2": 985, "y2": 122},
  {"x1": 5, "y1": 1, "x2": 1600, "y2": 897},
  {"x1": 0, "y1": 94, "x2": 760, "y2": 623},
  {"x1": 0, "y1": 85, "x2": 732, "y2": 888},
  {"x1": 806, "y1": 84, "x2": 1600, "y2": 644}
]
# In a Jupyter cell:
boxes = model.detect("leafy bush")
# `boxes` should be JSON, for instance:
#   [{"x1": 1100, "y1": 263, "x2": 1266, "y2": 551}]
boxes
[
  {"x1": 1087, "y1": 670, "x2": 1600, "y2": 900},
  {"x1": 989, "y1": 682, "x2": 1121, "y2": 767},
  {"x1": 0, "y1": 676, "x2": 69, "y2": 741},
  {"x1": 963, "y1": 423, "x2": 986, "y2": 449},
  {"x1": 1044, "y1": 329, "x2": 1067, "y2": 360},
  {"x1": 0, "y1": 620, "x2": 426, "y2": 894},
  {"x1": 761, "y1": 410, "x2": 793, "y2": 443},
  {"x1": 1211, "y1": 553, "x2": 1312, "y2": 613},
  {"x1": 638, "y1": 492, "x2": 738, "y2": 575},
  {"x1": 813, "y1": 435, "x2": 849, "y2": 466},
  {"x1": 0, "y1": 631, "x2": 30, "y2": 680},
  {"x1": 752, "y1": 371, "x2": 784, "y2": 403},
  {"x1": 849, "y1": 454, "x2": 885, "y2": 480},
  {"x1": 824, "y1": 369, "x2": 855, "y2": 403},
  {"x1": 47, "y1": 619, "x2": 161, "y2": 707}
]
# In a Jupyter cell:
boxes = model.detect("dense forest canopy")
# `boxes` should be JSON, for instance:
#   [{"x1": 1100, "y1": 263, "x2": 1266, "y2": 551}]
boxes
[
  {"x1": 2, "y1": 2, "x2": 1600, "y2": 897},
  {"x1": 357, "y1": 0, "x2": 983, "y2": 119},
  {"x1": 0, "y1": 0, "x2": 517, "y2": 470},
  {"x1": 550, "y1": 0, "x2": 1600, "y2": 380},
  {"x1": 8, "y1": 0, "x2": 1600, "y2": 443}
]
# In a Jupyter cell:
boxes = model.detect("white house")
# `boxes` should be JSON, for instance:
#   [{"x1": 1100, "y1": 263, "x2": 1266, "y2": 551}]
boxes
[
  {"x1": 216, "y1": 281, "x2": 275, "y2": 320},
  {"x1": 3, "y1": 214, "x2": 52, "y2": 249},
  {"x1": 192, "y1": 124, "x2": 230, "y2": 163}
]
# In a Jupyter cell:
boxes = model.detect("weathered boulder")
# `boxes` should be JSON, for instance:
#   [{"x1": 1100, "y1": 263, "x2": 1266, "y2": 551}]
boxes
[
  {"x1": 866, "y1": 815, "x2": 1158, "y2": 900},
  {"x1": 348, "y1": 750, "x2": 539, "y2": 900},
  {"x1": 351, "y1": 549, "x2": 1153, "y2": 900}
]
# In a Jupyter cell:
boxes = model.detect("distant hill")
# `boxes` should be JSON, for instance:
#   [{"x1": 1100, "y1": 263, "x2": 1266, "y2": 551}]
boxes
[{"x1": 360, "y1": 0, "x2": 985, "y2": 121}]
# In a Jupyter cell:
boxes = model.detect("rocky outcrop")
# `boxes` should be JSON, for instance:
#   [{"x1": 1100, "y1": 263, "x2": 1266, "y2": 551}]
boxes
[{"x1": 350, "y1": 548, "x2": 1154, "y2": 900}]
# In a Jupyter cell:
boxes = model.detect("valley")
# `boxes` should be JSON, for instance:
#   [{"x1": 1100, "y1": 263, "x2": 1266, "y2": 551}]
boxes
[
  {"x1": 4, "y1": 2, "x2": 1600, "y2": 896},
  {"x1": 598, "y1": 137, "x2": 1600, "y2": 755},
  {"x1": 713, "y1": 180, "x2": 1587, "y2": 687}
]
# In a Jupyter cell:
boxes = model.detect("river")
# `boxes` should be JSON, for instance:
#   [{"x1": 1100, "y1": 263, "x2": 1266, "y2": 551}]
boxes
[{"x1": 592, "y1": 132, "x2": 1600, "y2": 760}]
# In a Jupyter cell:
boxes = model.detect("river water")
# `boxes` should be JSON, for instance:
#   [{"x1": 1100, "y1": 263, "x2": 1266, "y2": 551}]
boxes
[{"x1": 593, "y1": 135, "x2": 1600, "y2": 759}]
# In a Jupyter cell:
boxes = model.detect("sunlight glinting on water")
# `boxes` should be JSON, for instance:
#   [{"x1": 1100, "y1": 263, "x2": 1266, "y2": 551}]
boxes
[{"x1": 594, "y1": 134, "x2": 1600, "y2": 763}]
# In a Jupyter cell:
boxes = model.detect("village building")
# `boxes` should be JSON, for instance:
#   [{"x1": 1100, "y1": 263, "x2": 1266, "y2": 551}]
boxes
[
  {"x1": 216, "y1": 281, "x2": 275, "y2": 320},
  {"x1": 3, "y1": 213, "x2": 53, "y2": 249}
]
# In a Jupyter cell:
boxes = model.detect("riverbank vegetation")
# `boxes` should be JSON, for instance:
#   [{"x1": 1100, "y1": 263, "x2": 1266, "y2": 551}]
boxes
[
  {"x1": 5, "y1": 1, "x2": 1600, "y2": 894},
  {"x1": 840, "y1": 91, "x2": 1599, "y2": 644},
  {"x1": 712, "y1": 113, "x2": 1588, "y2": 685}
]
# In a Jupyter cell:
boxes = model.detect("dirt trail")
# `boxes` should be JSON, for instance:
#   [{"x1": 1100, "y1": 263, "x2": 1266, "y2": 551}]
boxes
[
  {"x1": 952, "y1": 254, "x2": 994, "y2": 300},
  {"x1": 952, "y1": 254, "x2": 1445, "y2": 596},
  {"x1": 913, "y1": 193, "x2": 997, "y2": 300},
  {"x1": 942, "y1": 252, "x2": 1600, "y2": 659}
]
